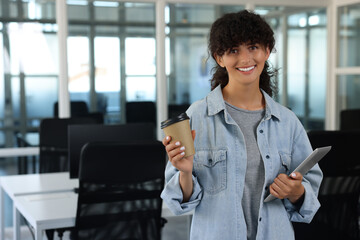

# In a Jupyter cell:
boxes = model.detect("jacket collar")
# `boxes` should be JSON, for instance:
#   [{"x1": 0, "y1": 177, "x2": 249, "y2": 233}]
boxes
[{"x1": 206, "y1": 85, "x2": 281, "y2": 121}]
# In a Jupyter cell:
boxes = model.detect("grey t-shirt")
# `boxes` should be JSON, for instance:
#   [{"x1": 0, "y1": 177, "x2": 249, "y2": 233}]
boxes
[{"x1": 225, "y1": 102, "x2": 265, "y2": 240}]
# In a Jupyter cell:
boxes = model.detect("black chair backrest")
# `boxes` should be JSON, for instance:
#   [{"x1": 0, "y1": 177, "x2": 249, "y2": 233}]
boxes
[
  {"x1": 81, "y1": 112, "x2": 104, "y2": 124},
  {"x1": 54, "y1": 101, "x2": 104, "y2": 124},
  {"x1": 74, "y1": 141, "x2": 166, "y2": 240},
  {"x1": 294, "y1": 130, "x2": 360, "y2": 240},
  {"x1": 340, "y1": 109, "x2": 360, "y2": 130},
  {"x1": 168, "y1": 104, "x2": 190, "y2": 119},
  {"x1": 126, "y1": 101, "x2": 156, "y2": 125},
  {"x1": 39, "y1": 117, "x2": 101, "y2": 173},
  {"x1": 307, "y1": 130, "x2": 360, "y2": 176},
  {"x1": 68, "y1": 123, "x2": 155, "y2": 179},
  {"x1": 54, "y1": 101, "x2": 89, "y2": 117}
]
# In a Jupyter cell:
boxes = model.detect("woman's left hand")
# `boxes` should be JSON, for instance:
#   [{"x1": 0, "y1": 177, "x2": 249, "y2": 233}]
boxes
[{"x1": 269, "y1": 172, "x2": 305, "y2": 204}]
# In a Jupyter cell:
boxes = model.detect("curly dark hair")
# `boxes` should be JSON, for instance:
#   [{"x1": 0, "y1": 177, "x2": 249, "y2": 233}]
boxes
[{"x1": 209, "y1": 10, "x2": 277, "y2": 97}]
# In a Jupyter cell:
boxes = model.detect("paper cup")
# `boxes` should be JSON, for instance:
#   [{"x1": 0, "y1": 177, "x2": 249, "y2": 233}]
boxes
[{"x1": 161, "y1": 113, "x2": 195, "y2": 157}]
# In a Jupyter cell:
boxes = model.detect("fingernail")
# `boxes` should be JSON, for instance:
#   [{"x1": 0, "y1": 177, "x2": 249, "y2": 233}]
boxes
[
  {"x1": 166, "y1": 136, "x2": 170, "y2": 140},
  {"x1": 175, "y1": 141, "x2": 180, "y2": 146},
  {"x1": 180, "y1": 146, "x2": 185, "y2": 151},
  {"x1": 180, "y1": 152, "x2": 185, "y2": 155},
  {"x1": 291, "y1": 173, "x2": 296, "y2": 178}
]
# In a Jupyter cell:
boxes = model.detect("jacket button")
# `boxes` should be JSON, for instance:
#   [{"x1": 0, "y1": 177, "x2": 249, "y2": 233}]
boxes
[
  {"x1": 259, "y1": 217, "x2": 262, "y2": 222},
  {"x1": 208, "y1": 159, "x2": 213, "y2": 164},
  {"x1": 266, "y1": 155, "x2": 270, "y2": 159},
  {"x1": 259, "y1": 130, "x2": 263, "y2": 133}
]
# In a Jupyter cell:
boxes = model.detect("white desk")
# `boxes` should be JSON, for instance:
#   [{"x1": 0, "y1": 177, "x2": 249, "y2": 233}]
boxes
[
  {"x1": 0, "y1": 172, "x2": 78, "y2": 240},
  {"x1": 13, "y1": 192, "x2": 188, "y2": 240},
  {"x1": 0, "y1": 147, "x2": 39, "y2": 158},
  {"x1": 14, "y1": 192, "x2": 77, "y2": 240}
]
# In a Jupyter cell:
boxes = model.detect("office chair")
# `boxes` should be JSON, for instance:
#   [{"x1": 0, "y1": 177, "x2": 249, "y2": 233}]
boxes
[
  {"x1": 54, "y1": 101, "x2": 104, "y2": 124},
  {"x1": 68, "y1": 123, "x2": 155, "y2": 179},
  {"x1": 72, "y1": 141, "x2": 166, "y2": 240},
  {"x1": 126, "y1": 101, "x2": 156, "y2": 125},
  {"x1": 168, "y1": 104, "x2": 190, "y2": 119},
  {"x1": 82, "y1": 112, "x2": 104, "y2": 124},
  {"x1": 340, "y1": 109, "x2": 360, "y2": 130},
  {"x1": 15, "y1": 132, "x2": 37, "y2": 174},
  {"x1": 39, "y1": 117, "x2": 101, "y2": 173},
  {"x1": 39, "y1": 117, "x2": 101, "y2": 240},
  {"x1": 293, "y1": 130, "x2": 360, "y2": 240},
  {"x1": 54, "y1": 101, "x2": 89, "y2": 117}
]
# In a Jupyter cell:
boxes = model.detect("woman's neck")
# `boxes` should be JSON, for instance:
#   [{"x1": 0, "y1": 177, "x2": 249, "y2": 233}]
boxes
[{"x1": 222, "y1": 83, "x2": 265, "y2": 111}]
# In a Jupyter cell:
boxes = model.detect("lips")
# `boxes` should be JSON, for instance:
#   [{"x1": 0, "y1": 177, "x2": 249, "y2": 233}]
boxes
[{"x1": 237, "y1": 65, "x2": 255, "y2": 72}]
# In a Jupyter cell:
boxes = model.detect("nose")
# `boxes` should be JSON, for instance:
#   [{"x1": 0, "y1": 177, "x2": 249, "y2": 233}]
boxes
[{"x1": 239, "y1": 50, "x2": 251, "y2": 65}]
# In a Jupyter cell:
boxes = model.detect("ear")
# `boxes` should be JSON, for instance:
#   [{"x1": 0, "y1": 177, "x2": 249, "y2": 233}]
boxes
[
  {"x1": 214, "y1": 54, "x2": 225, "y2": 68},
  {"x1": 265, "y1": 47, "x2": 271, "y2": 60}
]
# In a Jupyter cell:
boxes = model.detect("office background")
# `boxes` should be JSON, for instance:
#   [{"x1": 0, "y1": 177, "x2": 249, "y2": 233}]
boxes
[
  {"x1": 0, "y1": 0, "x2": 359, "y2": 149},
  {"x1": 0, "y1": 0, "x2": 359, "y2": 238}
]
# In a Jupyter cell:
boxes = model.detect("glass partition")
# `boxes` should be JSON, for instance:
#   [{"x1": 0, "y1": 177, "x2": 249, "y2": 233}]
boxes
[
  {"x1": 336, "y1": 3, "x2": 360, "y2": 129},
  {"x1": 260, "y1": 8, "x2": 327, "y2": 130},
  {"x1": 67, "y1": 34, "x2": 90, "y2": 103},
  {"x1": 94, "y1": 1, "x2": 119, "y2": 21},
  {"x1": 287, "y1": 9, "x2": 327, "y2": 129},
  {"x1": 125, "y1": 37, "x2": 156, "y2": 102},
  {"x1": 0, "y1": 0, "x2": 59, "y2": 148},
  {"x1": 125, "y1": 2, "x2": 155, "y2": 22},
  {"x1": 8, "y1": 22, "x2": 58, "y2": 130},
  {"x1": 8, "y1": 23, "x2": 58, "y2": 75},
  {"x1": 22, "y1": 0, "x2": 56, "y2": 20},
  {"x1": 173, "y1": 4, "x2": 216, "y2": 24},
  {"x1": 0, "y1": 32, "x2": 3, "y2": 120},
  {"x1": 68, "y1": 0, "x2": 89, "y2": 21},
  {"x1": 67, "y1": 1, "x2": 156, "y2": 123},
  {"x1": 94, "y1": 36, "x2": 120, "y2": 114},
  {"x1": 257, "y1": 10, "x2": 283, "y2": 104},
  {"x1": 338, "y1": 4, "x2": 360, "y2": 67},
  {"x1": 166, "y1": 4, "x2": 245, "y2": 107},
  {"x1": 337, "y1": 75, "x2": 360, "y2": 109},
  {"x1": 337, "y1": 75, "x2": 360, "y2": 128},
  {"x1": 125, "y1": 37, "x2": 155, "y2": 76},
  {"x1": 25, "y1": 77, "x2": 58, "y2": 119},
  {"x1": 0, "y1": 1, "x2": 329, "y2": 149},
  {"x1": 0, "y1": 0, "x2": 18, "y2": 18},
  {"x1": 308, "y1": 27, "x2": 326, "y2": 123},
  {"x1": 287, "y1": 28, "x2": 306, "y2": 117},
  {"x1": 126, "y1": 76, "x2": 156, "y2": 101}
]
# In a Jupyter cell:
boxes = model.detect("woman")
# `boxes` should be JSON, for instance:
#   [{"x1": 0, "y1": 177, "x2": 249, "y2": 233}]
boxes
[{"x1": 161, "y1": 10, "x2": 322, "y2": 240}]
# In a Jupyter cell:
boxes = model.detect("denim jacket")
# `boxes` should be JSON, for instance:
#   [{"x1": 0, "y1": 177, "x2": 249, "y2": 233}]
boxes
[{"x1": 161, "y1": 86, "x2": 323, "y2": 240}]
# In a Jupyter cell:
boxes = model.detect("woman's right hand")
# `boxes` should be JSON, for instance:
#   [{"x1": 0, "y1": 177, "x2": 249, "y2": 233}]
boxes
[{"x1": 162, "y1": 130, "x2": 196, "y2": 174}]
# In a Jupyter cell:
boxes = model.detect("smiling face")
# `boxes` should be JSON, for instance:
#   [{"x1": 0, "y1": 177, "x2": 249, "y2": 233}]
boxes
[{"x1": 215, "y1": 43, "x2": 270, "y2": 89}]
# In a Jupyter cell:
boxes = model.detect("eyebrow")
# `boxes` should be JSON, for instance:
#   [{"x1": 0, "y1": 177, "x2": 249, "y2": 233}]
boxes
[{"x1": 242, "y1": 42, "x2": 259, "y2": 46}]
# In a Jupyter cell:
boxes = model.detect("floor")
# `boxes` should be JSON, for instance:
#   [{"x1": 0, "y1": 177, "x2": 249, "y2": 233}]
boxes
[
  {"x1": 4, "y1": 216, "x2": 191, "y2": 240},
  {"x1": 0, "y1": 157, "x2": 191, "y2": 240}
]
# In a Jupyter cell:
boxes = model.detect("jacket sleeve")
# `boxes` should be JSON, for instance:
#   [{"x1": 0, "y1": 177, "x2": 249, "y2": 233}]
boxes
[
  {"x1": 284, "y1": 123, "x2": 323, "y2": 223},
  {"x1": 160, "y1": 161, "x2": 203, "y2": 215},
  {"x1": 160, "y1": 106, "x2": 204, "y2": 215}
]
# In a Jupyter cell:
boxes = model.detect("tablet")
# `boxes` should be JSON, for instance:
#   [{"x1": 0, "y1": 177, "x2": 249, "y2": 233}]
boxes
[{"x1": 264, "y1": 146, "x2": 332, "y2": 203}]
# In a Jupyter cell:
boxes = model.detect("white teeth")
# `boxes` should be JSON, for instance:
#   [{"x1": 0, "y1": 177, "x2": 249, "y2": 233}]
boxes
[{"x1": 237, "y1": 66, "x2": 255, "y2": 72}]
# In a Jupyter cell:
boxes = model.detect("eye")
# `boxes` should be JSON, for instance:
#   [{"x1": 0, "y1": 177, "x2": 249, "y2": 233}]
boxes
[
  {"x1": 249, "y1": 45, "x2": 258, "y2": 51},
  {"x1": 229, "y1": 48, "x2": 238, "y2": 54}
]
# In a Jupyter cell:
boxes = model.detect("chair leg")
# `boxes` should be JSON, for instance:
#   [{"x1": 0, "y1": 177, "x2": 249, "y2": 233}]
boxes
[
  {"x1": 45, "y1": 230, "x2": 54, "y2": 240},
  {"x1": 139, "y1": 220, "x2": 148, "y2": 240},
  {"x1": 57, "y1": 229, "x2": 64, "y2": 240}
]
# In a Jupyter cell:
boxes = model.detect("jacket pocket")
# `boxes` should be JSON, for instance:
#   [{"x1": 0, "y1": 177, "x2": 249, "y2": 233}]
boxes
[
  {"x1": 279, "y1": 152, "x2": 291, "y2": 175},
  {"x1": 193, "y1": 149, "x2": 227, "y2": 195}
]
